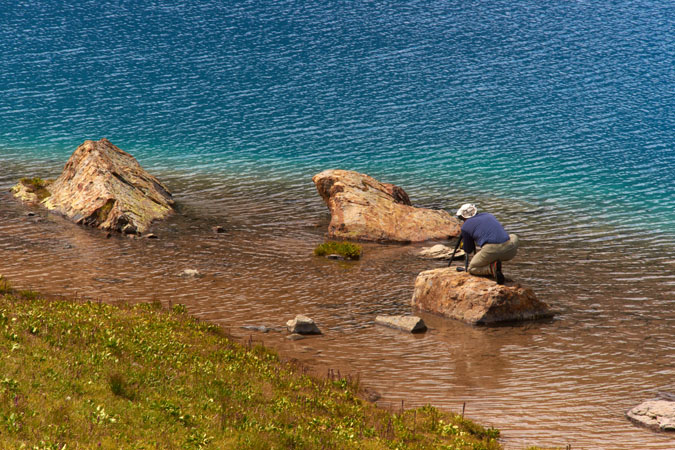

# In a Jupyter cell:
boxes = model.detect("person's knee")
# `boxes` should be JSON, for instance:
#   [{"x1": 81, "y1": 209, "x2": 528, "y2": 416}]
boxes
[
  {"x1": 468, "y1": 266, "x2": 481, "y2": 275},
  {"x1": 501, "y1": 248, "x2": 517, "y2": 262}
]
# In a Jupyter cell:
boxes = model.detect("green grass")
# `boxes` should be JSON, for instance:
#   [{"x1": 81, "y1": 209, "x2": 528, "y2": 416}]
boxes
[
  {"x1": 314, "y1": 241, "x2": 363, "y2": 260},
  {"x1": 0, "y1": 276, "x2": 504, "y2": 449}
]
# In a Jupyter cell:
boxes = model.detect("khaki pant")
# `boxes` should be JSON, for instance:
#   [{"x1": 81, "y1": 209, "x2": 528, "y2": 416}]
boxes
[{"x1": 468, "y1": 234, "x2": 519, "y2": 276}]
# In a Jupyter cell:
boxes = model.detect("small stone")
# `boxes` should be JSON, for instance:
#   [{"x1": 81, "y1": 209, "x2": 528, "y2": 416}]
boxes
[
  {"x1": 213, "y1": 226, "x2": 226, "y2": 233},
  {"x1": 122, "y1": 224, "x2": 138, "y2": 235},
  {"x1": 286, "y1": 333, "x2": 306, "y2": 341},
  {"x1": 241, "y1": 325, "x2": 269, "y2": 333},
  {"x1": 364, "y1": 388, "x2": 382, "y2": 402},
  {"x1": 179, "y1": 269, "x2": 202, "y2": 278},
  {"x1": 325, "y1": 254, "x2": 344, "y2": 260},
  {"x1": 286, "y1": 315, "x2": 321, "y2": 335},
  {"x1": 145, "y1": 233, "x2": 159, "y2": 239},
  {"x1": 627, "y1": 399, "x2": 675, "y2": 432},
  {"x1": 26, "y1": 212, "x2": 36, "y2": 217},
  {"x1": 375, "y1": 315, "x2": 427, "y2": 333}
]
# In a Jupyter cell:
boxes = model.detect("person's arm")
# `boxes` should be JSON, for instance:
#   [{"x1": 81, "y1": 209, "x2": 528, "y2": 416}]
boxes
[
  {"x1": 461, "y1": 230, "x2": 475, "y2": 254},
  {"x1": 461, "y1": 230, "x2": 475, "y2": 272}
]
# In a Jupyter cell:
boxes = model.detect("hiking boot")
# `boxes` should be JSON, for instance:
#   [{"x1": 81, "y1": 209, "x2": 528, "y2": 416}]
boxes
[{"x1": 494, "y1": 260, "x2": 505, "y2": 285}]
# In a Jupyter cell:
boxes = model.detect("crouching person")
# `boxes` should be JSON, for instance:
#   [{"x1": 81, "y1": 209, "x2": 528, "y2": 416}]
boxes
[{"x1": 455, "y1": 203, "x2": 518, "y2": 285}]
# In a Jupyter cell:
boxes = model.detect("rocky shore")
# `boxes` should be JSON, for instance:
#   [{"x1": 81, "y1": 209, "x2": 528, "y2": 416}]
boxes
[{"x1": 9, "y1": 145, "x2": 670, "y2": 448}]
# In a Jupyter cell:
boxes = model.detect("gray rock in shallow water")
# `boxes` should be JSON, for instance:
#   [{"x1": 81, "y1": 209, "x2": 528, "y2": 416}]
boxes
[
  {"x1": 286, "y1": 315, "x2": 321, "y2": 335},
  {"x1": 626, "y1": 399, "x2": 675, "y2": 432},
  {"x1": 375, "y1": 315, "x2": 427, "y2": 333},
  {"x1": 286, "y1": 333, "x2": 306, "y2": 341},
  {"x1": 241, "y1": 325, "x2": 269, "y2": 333}
]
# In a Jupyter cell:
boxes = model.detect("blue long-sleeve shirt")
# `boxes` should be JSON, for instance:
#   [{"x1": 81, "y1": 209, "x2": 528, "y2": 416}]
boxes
[{"x1": 460, "y1": 213, "x2": 510, "y2": 254}]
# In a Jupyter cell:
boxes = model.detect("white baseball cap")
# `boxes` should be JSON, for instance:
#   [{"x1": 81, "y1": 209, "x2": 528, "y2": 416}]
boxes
[{"x1": 456, "y1": 203, "x2": 477, "y2": 219}]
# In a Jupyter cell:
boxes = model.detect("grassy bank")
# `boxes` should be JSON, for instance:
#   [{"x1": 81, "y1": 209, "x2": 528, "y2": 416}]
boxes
[{"x1": 0, "y1": 277, "x2": 507, "y2": 449}]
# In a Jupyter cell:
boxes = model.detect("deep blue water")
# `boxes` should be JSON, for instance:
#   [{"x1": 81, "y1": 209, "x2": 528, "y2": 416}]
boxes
[{"x1": 1, "y1": 0, "x2": 673, "y2": 236}]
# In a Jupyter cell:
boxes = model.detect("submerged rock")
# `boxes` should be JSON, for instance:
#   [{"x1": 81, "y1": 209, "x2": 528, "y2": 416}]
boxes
[
  {"x1": 312, "y1": 169, "x2": 461, "y2": 242},
  {"x1": 375, "y1": 315, "x2": 427, "y2": 333},
  {"x1": 286, "y1": 333, "x2": 306, "y2": 341},
  {"x1": 411, "y1": 268, "x2": 553, "y2": 325},
  {"x1": 241, "y1": 325, "x2": 270, "y2": 333},
  {"x1": 179, "y1": 269, "x2": 202, "y2": 278},
  {"x1": 627, "y1": 399, "x2": 675, "y2": 432},
  {"x1": 286, "y1": 315, "x2": 321, "y2": 335},
  {"x1": 12, "y1": 138, "x2": 174, "y2": 234}
]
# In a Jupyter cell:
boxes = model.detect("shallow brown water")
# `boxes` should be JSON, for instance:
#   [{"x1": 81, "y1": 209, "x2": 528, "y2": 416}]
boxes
[{"x1": 0, "y1": 161, "x2": 674, "y2": 450}]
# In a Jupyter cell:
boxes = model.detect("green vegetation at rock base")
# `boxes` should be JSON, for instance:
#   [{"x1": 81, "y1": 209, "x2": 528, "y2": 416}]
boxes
[
  {"x1": 314, "y1": 241, "x2": 363, "y2": 260},
  {"x1": 17, "y1": 177, "x2": 52, "y2": 202}
]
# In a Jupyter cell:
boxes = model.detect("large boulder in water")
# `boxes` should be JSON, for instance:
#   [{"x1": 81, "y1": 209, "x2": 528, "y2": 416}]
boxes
[
  {"x1": 312, "y1": 169, "x2": 461, "y2": 242},
  {"x1": 411, "y1": 268, "x2": 553, "y2": 325},
  {"x1": 11, "y1": 138, "x2": 173, "y2": 234}
]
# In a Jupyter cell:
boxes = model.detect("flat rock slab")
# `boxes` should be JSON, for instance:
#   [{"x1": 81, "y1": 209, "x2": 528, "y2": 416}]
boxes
[
  {"x1": 411, "y1": 268, "x2": 553, "y2": 325},
  {"x1": 286, "y1": 314, "x2": 321, "y2": 335},
  {"x1": 312, "y1": 169, "x2": 461, "y2": 242},
  {"x1": 13, "y1": 138, "x2": 174, "y2": 234},
  {"x1": 418, "y1": 244, "x2": 466, "y2": 260},
  {"x1": 375, "y1": 315, "x2": 427, "y2": 333},
  {"x1": 627, "y1": 400, "x2": 675, "y2": 432}
]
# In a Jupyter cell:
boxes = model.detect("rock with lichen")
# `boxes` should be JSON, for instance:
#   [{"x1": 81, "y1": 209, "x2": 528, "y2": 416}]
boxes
[
  {"x1": 11, "y1": 139, "x2": 174, "y2": 234},
  {"x1": 312, "y1": 169, "x2": 461, "y2": 242}
]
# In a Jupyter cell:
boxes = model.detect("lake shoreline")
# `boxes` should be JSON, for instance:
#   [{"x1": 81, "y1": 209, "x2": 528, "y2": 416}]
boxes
[{"x1": 1, "y1": 160, "x2": 674, "y2": 449}]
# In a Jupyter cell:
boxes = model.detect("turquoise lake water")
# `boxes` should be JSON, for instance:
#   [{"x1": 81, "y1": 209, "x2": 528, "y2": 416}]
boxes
[{"x1": 1, "y1": 0, "x2": 673, "y2": 237}]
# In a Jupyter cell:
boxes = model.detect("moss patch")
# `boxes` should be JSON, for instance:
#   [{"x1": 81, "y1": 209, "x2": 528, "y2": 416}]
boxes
[
  {"x1": 314, "y1": 241, "x2": 363, "y2": 260},
  {"x1": 17, "y1": 177, "x2": 52, "y2": 201},
  {"x1": 95, "y1": 199, "x2": 116, "y2": 224}
]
